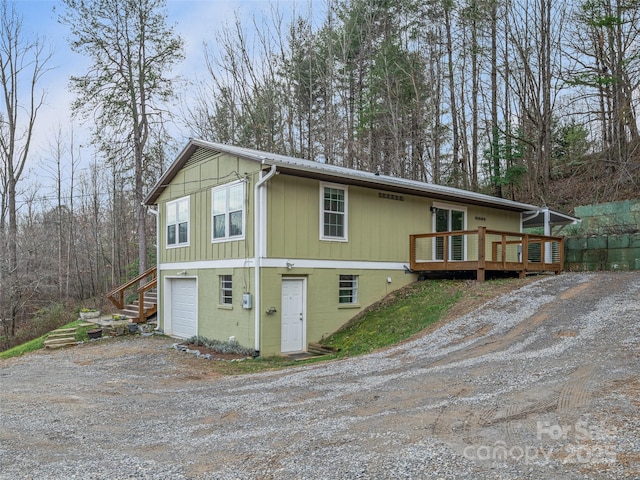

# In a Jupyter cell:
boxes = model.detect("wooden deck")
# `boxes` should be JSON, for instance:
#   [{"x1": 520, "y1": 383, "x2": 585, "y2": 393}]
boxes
[{"x1": 410, "y1": 226, "x2": 565, "y2": 281}]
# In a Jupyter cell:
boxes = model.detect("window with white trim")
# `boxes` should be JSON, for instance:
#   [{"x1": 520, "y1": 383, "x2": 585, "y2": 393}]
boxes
[
  {"x1": 212, "y1": 181, "x2": 246, "y2": 241},
  {"x1": 339, "y1": 275, "x2": 358, "y2": 304},
  {"x1": 320, "y1": 183, "x2": 348, "y2": 241},
  {"x1": 220, "y1": 275, "x2": 233, "y2": 305},
  {"x1": 166, "y1": 196, "x2": 190, "y2": 247}
]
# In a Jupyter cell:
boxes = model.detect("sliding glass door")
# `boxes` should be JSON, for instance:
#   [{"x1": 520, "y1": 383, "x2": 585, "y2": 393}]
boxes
[{"x1": 434, "y1": 205, "x2": 466, "y2": 261}]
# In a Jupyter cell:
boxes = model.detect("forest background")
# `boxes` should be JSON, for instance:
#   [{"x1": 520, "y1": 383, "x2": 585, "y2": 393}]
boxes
[{"x1": 1, "y1": 0, "x2": 639, "y2": 349}]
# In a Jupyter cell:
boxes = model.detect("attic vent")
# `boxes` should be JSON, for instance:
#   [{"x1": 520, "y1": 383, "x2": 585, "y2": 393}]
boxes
[
  {"x1": 184, "y1": 147, "x2": 220, "y2": 169},
  {"x1": 379, "y1": 192, "x2": 404, "y2": 202}
]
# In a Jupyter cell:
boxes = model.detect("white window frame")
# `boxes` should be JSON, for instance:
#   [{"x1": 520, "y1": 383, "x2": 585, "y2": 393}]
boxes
[
  {"x1": 212, "y1": 180, "x2": 246, "y2": 243},
  {"x1": 431, "y1": 202, "x2": 468, "y2": 261},
  {"x1": 220, "y1": 274, "x2": 233, "y2": 306},
  {"x1": 320, "y1": 182, "x2": 348, "y2": 242},
  {"x1": 338, "y1": 274, "x2": 359, "y2": 304},
  {"x1": 166, "y1": 196, "x2": 190, "y2": 248}
]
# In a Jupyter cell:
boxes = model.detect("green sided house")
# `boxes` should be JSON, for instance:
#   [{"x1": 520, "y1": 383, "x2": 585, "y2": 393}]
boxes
[{"x1": 142, "y1": 139, "x2": 577, "y2": 356}]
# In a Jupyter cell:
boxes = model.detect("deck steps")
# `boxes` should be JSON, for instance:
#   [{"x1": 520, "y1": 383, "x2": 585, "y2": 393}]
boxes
[{"x1": 119, "y1": 289, "x2": 157, "y2": 323}]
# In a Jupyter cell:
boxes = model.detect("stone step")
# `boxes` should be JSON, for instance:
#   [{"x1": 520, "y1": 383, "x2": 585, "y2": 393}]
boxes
[
  {"x1": 51, "y1": 327, "x2": 77, "y2": 334},
  {"x1": 44, "y1": 340, "x2": 77, "y2": 349},
  {"x1": 44, "y1": 337, "x2": 77, "y2": 348},
  {"x1": 47, "y1": 332, "x2": 76, "y2": 340},
  {"x1": 307, "y1": 342, "x2": 338, "y2": 356},
  {"x1": 45, "y1": 336, "x2": 77, "y2": 344}
]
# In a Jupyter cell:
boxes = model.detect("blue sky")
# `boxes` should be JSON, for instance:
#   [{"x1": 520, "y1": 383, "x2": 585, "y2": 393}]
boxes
[{"x1": 11, "y1": 0, "x2": 303, "y2": 174}]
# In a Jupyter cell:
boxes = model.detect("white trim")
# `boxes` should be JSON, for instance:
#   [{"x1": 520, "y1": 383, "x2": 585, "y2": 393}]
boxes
[
  {"x1": 166, "y1": 196, "x2": 190, "y2": 248},
  {"x1": 211, "y1": 179, "x2": 246, "y2": 243},
  {"x1": 431, "y1": 202, "x2": 468, "y2": 262},
  {"x1": 319, "y1": 182, "x2": 349, "y2": 242},
  {"x1": 253, "y1": 165, "x2": 278, "y2": 354},
  {"x1": 338, "y1": 274, "x2": 359, "y2": 305},
  {"x1": 159, "y1": 258, "x2": 410, "y2": 271},
  {"x1": 431, "y1": 201, "x2": 468, "y2": 222},
  {"x1": 159, "y1": 259, "x2": 255, "y2": 271},
  {"x1": 261, "y1": 258, "x2": 408, "y2": 270},
  {"x1": 164, "y1": 276, "x2": 198, "y2": 337},
  {"x1": 281, "y1": 277, "x2": 307, "y2": 353}
]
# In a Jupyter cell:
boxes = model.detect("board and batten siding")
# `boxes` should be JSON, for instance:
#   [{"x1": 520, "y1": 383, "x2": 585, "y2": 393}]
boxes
[
  {"x1": 266, "y1": 174, "x2": 522, "y2": 262},
  {"x1": 266, "y1": 174, "x2": 429, "y2": 262},
  {"x1": 157, "y1": 151, "x2": 259, "y2": 264}
]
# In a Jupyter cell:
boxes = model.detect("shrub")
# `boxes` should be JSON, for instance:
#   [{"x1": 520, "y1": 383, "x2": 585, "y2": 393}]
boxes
[{"x1": 183, "y1": 335, "x2": 254, "y2": 356}]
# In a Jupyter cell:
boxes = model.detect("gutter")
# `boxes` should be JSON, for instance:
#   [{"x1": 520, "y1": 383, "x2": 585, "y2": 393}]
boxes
[{"x1": 253, "y1": 164, "x2": 278, "y2": 356}]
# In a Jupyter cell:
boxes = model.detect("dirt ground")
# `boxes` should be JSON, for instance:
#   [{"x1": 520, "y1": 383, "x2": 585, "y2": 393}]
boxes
[{"x1": 1, "y1": 272, "x2": 639, "y2": 479}]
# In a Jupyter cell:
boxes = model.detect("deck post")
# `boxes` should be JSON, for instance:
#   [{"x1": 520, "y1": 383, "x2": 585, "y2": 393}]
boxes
[
  {"x1": 443, "y1": 233, "x2": 449, "y2": 269},
  {"x1": 409, "y1": 234, "x2": 416, "y2": 271},
  {"x1": 557, "y1": 236, "x2": 565, "y2": 274},
  {"x1": 522, "y1": 234, "x2": 529, "y2": 277},
  {"x1": 477, "y1": 226, "x2": 486, "y2": 282}
]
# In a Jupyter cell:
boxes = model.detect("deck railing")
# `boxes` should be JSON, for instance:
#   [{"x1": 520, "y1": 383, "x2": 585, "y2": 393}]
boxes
[
  {"x1": 410, "y1": 226, "x2": 564, "y2": 281},
  {"x1": 106, "y1": 266, "x2": 157, "y2": 322}
]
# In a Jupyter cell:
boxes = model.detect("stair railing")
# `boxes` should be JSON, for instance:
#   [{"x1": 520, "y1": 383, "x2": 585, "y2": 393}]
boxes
[{"x1": 107, "y1": 266, "x2": 157, "y2": 321}]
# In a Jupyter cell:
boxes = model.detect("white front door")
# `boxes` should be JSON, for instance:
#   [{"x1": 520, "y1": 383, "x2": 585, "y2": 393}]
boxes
[
  {"x1": 169, "y1": 278, "x2": 197, "y2": 338},
  {"x1": 281, "y1": 278, "x2": 306, "y2": 353}
]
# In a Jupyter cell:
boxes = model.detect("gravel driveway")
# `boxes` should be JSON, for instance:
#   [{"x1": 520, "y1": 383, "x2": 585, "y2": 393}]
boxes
[{"x1": 1, "y1": 272, "x2": 639, "y2": 479}]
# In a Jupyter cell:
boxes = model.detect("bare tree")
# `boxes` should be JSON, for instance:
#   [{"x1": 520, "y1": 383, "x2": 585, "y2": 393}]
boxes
[
  {"x1": 0, "y1": 0, "x2": 52, "y2": 337},
  {"x1": 568, "y1": 0, "x2": 640, "y2": 169},
  {"x1": 59, "y1": 0, "x2": 184, "y2": 277}
]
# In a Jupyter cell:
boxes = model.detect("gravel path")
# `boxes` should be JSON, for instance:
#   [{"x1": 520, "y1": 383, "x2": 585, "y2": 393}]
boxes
[{"x1": 1, "y1": 272, "x2": 639, "y2": 479}]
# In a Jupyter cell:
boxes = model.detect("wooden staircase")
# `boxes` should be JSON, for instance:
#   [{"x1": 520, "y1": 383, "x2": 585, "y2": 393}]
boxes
[
  {"x1": 119, "y1": 289, "x2": 157, "y2": 323},
  {"x1": 107, "y1": 267, "x2": 158, "y2": 324}
]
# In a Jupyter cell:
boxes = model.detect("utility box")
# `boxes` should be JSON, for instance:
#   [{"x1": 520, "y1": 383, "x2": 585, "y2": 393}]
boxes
[{"x1": 242, "y1": 293, "x2": 253, "y2": 310}]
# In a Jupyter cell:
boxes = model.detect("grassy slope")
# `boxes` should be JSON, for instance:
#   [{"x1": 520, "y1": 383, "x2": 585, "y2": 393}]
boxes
[
  {"x1": 320, "y1": 280, "x2": 462, "y2": 357},
  {"x1": 0, "y1": 320, "x2": 96, "y2": 359}
]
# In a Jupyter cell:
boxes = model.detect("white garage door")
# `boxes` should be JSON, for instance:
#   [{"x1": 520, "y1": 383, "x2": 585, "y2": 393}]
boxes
[{"x1": 170, "y1": 278, "x2": 197, "y2": 338}]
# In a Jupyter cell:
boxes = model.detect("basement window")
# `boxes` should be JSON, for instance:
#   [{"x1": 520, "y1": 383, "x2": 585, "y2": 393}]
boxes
[
  {"x1": 339, "y1": 275, "x2": 358, "y2": 304},
  {"x1": 220, "y1": 275, "x2": 233, "y2": 305}
]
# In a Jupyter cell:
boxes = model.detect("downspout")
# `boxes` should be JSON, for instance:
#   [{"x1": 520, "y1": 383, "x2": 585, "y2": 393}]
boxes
[
  {"x1": 147, "y1": 207, "x2": 161, "y2": 331},
  {"x1": 521, "y1": 210, "x2": 541, "y2": 232},
  {"x1": 253, "y1": 165, "x2": 278, "y2": 356},
  {"x1": 543, "y1": 207, "x2": 552, "y2": 264}
]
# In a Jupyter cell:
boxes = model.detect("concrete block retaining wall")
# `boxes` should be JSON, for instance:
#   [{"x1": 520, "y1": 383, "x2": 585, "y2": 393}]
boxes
[
  {"x1": 564, "y1": 200, "x2": 640, "y2": 272},
  {"x1": 565, "y1": 234, "x2": 640, "y2": 271}
]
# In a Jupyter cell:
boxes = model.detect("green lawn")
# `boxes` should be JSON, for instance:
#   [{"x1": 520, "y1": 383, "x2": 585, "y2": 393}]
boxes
[{"x1": 0, "y1": 320, "x2": 93, "y2": 359}]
